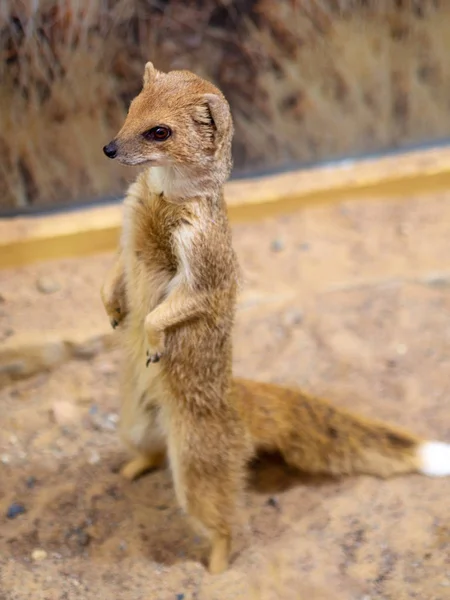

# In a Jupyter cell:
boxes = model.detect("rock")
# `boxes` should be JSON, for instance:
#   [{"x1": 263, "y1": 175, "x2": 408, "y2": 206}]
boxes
[
  {"x1": 7, "y1": 503, "x2": 26, "y2": 519},
  {"x1": 77, "y1": 530, "x2": 91, "y2": 547},
  {"x1": 31, "y1": 549, "x2": 48, "y2": 562},
  {"x1": 1, "y1": 454, "x2": 10, "y2": 464},
  {"x1": 176, "y1": 595, "x2": 185, "y2": 600},
  {"x1": 97, "y1": 361, "x2": 116, "y2": 375},
  {"x1": 51, "y1": 401, "x2": 80, "y2": 426},
  {"x1": 282, "y1": 309, "x2": 303, "y2": 327},
  {"x1": 422, "y1": 273, "x2": 450, "y2": 288},
  {"x1": 36, "y1": 276, "x2": 60, "y2": 294},
  {"x1": 0, "y1": 334, "x2": 69, "y2": 386},
  {"x1": 271, "y1": 238, "x2": 285, "y2": 252},
  {"x1": 26, "y1": 476, "x2": 36, "y2": 489},
  {"x1": 396, "y1": 343, "x2": 407, "y2": 355},
  {"x1": 66, "y1": 527, "x2": 91, "y2": 548},
  {"x1": 87, "y1": 450, "x2": 100, "y2": 465},
  {"x1": 70, "y1": 334, "x2": 108, "y2": 359},
  {"x1": 267, "y1": 497, "x2": 280, "y2": 509},
  {"x1": 106, "y1": 413, "x2": 119, "y2": 427},
  {"x1": 89, "y1": 411, "x2": 118, "y2": 431}
]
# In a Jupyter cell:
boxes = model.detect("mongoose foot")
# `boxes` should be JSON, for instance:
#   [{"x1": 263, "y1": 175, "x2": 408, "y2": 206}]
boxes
[
  {"x1": 145, "y1": 324, "x2": 165, "y2": 366},
  {"x1": 120, "y1": 453, "x2": 165, "y2": 481},
  {"x1": 208, "y1": 534, "x2": 231, "y2": 575},
  {"x1": 146, "y1": 350, "x2": 163, "y2": 366},
  {"x1": 100, "y1": 275, "x2": 126, "y2": 329}
]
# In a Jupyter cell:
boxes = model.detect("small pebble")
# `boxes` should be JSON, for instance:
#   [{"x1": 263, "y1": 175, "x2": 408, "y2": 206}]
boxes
[
  {"x1": 176, "y1": 594, "x2": 185, "y2": 600},
  {"x1": 97, "y1": 361, "x2": 116, "y2": 375},
  {"x1": 36, "y1": 276, "x2": 61, "y2": 294},
  {"x1": 2, "y1": 327, "x2": 14, "y2": 340},
  {"x1": 87, "y1": 450, "x2": 100, "y2": 465},
  {"x1": 1, "y1": 454, "x2": 10, "y2": 465},
  {"x1": 31, "y1": 549, "x2": 47, "y2": 562},
  {"x1": 89, "y1": 404, "x2": 99, "y2": 415},
  {"x1": 66, "y1": 527, "x2": 91, "y2": 548},
  {"x1": 267, "y1": 497, "x2": 279, "y2": 509},
  {"x1": 396, "y1": 344, "x2": 407, "y2": 355},
  {"x1": 107, "y1": 413, "x2": 119, "y2": 425},
  {"x1": 26, "y1": 476, "x2": 36, "y2": 489},
  {"x1": 119, "y1": 541, "x2": 127, "y2": 551},
  {"x1": 51, "y1": 400, "x2": 80, "y2": 426},
  {"x1": 7, "y1": 503, "x2": 26, "y2": 519},
  {"x1": 76, "y1": 530, "x2": 91, "y2": 548},
  {"x1": 271, "y1": 238, "x2": 285, "y2": 252},
  {"x1": 282, "y1": 309, "x2": 303, "y2": 327},
  {"x1": 299, "y1": 242, "x2": 310, "y2": 251},
  {"x1": 106, "y1": 485, "x2": 120, "y2": 499}
]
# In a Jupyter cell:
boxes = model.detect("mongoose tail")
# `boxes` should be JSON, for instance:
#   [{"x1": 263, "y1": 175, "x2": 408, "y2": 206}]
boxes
[{"x1": 233, "y1": 378, "x2": 450, "y2": 478}]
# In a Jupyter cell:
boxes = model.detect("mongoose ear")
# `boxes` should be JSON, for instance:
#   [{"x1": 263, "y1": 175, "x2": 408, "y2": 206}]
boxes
[
  {"x1": 202, "y1": 93, "x2": 232, "y2": 136},
  {"x1": 143, "y1": 61, "x2": 157, "y2": 87}
]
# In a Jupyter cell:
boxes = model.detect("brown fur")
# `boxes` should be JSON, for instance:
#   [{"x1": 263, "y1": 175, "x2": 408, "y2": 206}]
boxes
[{"x1": 101, "y1": 63, "x2": 429, "y2": 574}]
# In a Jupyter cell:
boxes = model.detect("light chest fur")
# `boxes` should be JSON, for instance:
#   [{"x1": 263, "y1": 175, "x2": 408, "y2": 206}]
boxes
[{"x1": 121, "y1": 175, "x2": 193, "y2": 327}]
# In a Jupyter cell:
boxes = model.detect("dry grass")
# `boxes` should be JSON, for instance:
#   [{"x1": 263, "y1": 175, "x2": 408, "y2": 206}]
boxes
[{"x1": 1, "y1": 0, "x2": 449, "y2": 209}]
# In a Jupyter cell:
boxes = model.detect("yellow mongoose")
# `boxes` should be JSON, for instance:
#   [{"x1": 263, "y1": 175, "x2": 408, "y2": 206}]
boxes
[{"x1": 101, "y1": 62, "x2": 450, "y2": 574}]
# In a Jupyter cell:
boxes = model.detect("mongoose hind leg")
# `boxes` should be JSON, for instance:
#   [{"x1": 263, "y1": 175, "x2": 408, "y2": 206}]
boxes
[
  {"x1": 121, "y1": 450, "x2": 166, "y2": 481},
  {"x1": 173, "y1": 461, "x2": 233, "y2": 574},
  {"x1": 208, "y1": 532, "x2": 232, "y2": 575},
  {"x1": 119, "y1": 383, "x2": 167, "y2": 481},
  {"x1": 166, "y1": 408, "x2": 248, "y2": 575}
]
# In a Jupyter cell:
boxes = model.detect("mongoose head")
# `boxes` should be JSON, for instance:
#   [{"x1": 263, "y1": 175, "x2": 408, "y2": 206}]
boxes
[{"x1": 103, "y1": 62, "x2": 234, "y2": 189}]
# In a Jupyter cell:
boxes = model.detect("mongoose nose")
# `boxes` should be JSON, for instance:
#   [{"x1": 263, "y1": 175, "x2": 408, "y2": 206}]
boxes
[{"x1": 103, "y1": 141, "x2": 118, "y2": 159}]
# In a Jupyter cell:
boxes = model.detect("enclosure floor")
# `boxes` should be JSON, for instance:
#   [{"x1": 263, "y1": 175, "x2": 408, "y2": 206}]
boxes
[{"x1": 1, "y1": 192, "x2": 450, "y2": 600}]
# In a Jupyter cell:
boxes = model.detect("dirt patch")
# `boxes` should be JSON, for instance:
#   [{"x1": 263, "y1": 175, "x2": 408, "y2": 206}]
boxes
[{"x1": 1, "y1": 192, "x2": 450, "y2": 598}]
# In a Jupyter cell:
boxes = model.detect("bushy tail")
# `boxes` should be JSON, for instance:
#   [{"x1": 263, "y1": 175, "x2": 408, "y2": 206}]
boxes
[{"x1": 233, "y1": 378, "x2": 450, "y2": 478}]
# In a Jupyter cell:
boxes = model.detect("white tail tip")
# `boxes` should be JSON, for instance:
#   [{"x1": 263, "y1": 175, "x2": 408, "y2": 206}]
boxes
[{"x1": 419, "y1": 442, "x2": 450, "y2": 477}]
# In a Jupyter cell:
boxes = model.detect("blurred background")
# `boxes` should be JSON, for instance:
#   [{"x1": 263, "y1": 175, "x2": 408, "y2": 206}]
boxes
[{"x1": 1, "y1": 0, "x2": 450, "y2": 213}]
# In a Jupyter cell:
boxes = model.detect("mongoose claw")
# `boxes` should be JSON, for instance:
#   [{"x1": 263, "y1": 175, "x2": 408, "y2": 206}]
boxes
[
  {"x1": 146, "y1": 350, "x2": 162, "y2": 366},
  {"x1": 108, "y1": 307, "x2": 122, "y2": 329}
]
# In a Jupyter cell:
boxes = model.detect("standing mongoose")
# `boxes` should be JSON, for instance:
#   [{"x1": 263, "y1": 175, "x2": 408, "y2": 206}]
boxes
[{"x1": 101, "y1": 62, "x2": 450, "y2": 574}]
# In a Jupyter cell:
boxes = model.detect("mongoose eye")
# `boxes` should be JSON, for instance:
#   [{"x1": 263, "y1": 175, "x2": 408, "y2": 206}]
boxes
[{"x1": 143, "y1": 126, "x2": 172, "y2": 142}]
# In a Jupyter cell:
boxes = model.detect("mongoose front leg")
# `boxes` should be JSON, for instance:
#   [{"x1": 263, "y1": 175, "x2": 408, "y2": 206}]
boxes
[
  {"x1": 144, "y1": 284, "x2": 207, "y2": 364},
  {"x1": 100, "y1": 251, "x2": 127, "y2": 329}
]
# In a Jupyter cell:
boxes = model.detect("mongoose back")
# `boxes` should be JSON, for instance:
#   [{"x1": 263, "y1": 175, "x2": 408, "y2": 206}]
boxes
[{"x1": 101, "y1": 61, "x2": 450, "y2": 574}]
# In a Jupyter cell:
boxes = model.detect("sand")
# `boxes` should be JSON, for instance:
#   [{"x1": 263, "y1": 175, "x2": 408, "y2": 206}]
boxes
[{"x1": 1, "y1": 191, "x2": 450, "y2": 599}]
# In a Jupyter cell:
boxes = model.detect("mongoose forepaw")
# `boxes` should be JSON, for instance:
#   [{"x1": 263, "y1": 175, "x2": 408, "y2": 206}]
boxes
[{"x1": 146, "y1": 350, "x2": 162, "y2": 366}]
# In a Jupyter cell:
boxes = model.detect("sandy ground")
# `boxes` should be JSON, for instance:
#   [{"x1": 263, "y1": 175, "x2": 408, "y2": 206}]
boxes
[{"x1": 1, "y1": 191, "x2": 450, "y2": 599}]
